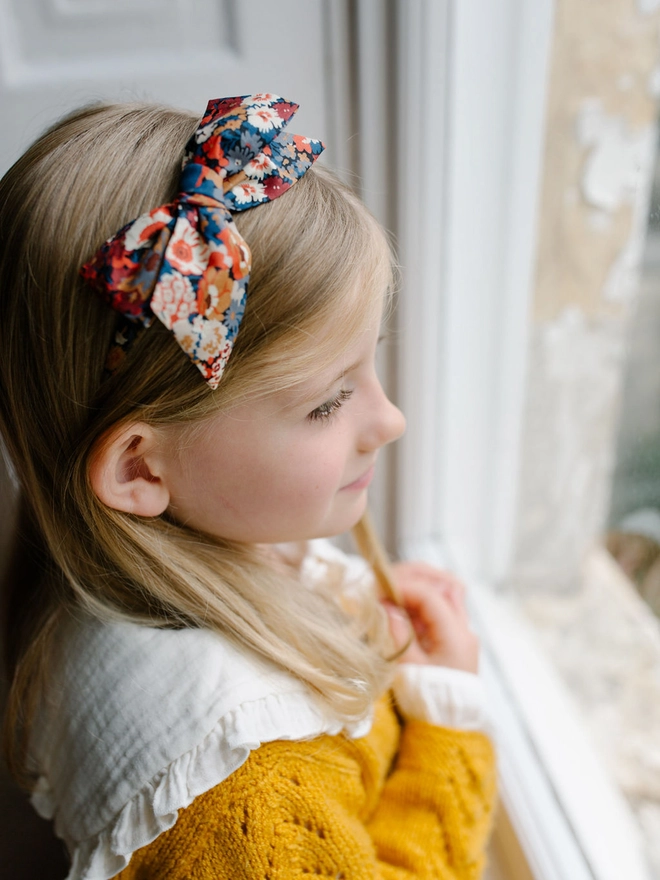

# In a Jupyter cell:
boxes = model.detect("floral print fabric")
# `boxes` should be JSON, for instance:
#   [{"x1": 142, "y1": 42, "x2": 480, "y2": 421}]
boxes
[{"x1": 81, "y1": 94, "x2": 324, "y2": 388}]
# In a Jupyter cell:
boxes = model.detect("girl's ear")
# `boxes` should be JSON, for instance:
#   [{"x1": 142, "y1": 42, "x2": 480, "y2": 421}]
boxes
[{"x1": 88, "y1": 423, "x2": 171, "y2": 516}]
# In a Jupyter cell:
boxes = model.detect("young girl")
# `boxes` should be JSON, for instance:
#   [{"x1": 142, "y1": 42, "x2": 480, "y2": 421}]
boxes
[{"x1": 0, "y1": 94, "x2": 496, "y2": 880}]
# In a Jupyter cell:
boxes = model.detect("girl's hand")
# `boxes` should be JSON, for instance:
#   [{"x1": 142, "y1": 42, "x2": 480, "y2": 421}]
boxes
[{"x1": 383, "y1": 562, "x2": 479, "y2": 673}]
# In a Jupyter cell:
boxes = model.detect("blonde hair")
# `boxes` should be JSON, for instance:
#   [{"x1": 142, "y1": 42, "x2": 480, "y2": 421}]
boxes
[{"x1": 0, "y1": 102, "x2": 396, "y2": 784}]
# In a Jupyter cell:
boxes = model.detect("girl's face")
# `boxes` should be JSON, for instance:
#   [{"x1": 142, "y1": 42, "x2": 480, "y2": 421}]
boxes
[{"x1": 164, "y1": 313, "x2": 405, "y2": 544}]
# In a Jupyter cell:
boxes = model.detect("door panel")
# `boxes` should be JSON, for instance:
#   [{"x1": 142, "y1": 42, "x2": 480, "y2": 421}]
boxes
[{"x1": 0, "y1": 0, "x2": 329, "y2": 174}]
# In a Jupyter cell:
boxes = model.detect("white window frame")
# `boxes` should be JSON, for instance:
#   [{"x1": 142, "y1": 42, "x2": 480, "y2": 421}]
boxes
[{"x1": 348, "y1": 2, "x2": 653, "y2": 878}]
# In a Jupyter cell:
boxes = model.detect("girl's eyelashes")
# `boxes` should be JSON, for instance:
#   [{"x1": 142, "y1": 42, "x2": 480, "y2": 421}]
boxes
[{"x1": 307, "y1": 388, "x2": 354, "y2": 422}]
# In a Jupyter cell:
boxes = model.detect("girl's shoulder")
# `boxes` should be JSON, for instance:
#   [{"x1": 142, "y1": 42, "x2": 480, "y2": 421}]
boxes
[{"x1": 30, "y1": 540, "x2": 373, "y2": 880}]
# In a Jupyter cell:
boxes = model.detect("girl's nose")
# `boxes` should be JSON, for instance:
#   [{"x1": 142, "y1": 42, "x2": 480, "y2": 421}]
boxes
[{"x1": 359, "y1": 382, "x2": 406, "y2": 452}]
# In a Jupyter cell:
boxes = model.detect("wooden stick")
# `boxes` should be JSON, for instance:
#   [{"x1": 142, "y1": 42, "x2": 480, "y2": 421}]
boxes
[{"x1": 351, "y1": 509, "x2": 403, "y2": 605}]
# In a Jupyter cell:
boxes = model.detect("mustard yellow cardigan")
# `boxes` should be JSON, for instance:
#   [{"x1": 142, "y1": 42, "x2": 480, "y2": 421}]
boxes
[{"x1": 117, "y1": 696, "x2": 496, "y2": 880}]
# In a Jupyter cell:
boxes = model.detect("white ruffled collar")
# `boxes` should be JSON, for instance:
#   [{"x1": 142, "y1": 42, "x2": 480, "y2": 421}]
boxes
[{"x1": 30, "y1": 540, "x2": 374, "y2": 880}]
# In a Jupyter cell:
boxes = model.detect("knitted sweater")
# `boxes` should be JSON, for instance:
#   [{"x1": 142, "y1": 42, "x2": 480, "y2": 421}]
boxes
[{"x1": 116, "y1": 696, "x2": 496, "y2": 880}]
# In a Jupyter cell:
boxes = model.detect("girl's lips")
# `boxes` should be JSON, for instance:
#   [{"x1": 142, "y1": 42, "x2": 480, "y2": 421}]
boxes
[{"x1": 341, "y1": 465, "x2": 375, "y2": 491}]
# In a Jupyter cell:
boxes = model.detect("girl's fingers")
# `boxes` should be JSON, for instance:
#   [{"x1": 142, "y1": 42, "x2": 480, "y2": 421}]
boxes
[
  {"x1": 381, "y1": 602, "x2": 430, "y2": 665},
  {"x1": 441, "y1": 578, "x2": 469, "y2": 618},
  {"x1": 387, "y1": 561, "x2": 480, "y2": 672},
  {"x1": 392, "y1": 562, "x2": 467, "y2": 610},
  {"x1": 392, "y1": 569, "x2": 461, "y2": 622}
]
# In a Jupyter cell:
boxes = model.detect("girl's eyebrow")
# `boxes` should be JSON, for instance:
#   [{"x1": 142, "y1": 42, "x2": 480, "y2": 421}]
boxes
[
  {"x1": 292, "y1": 356, "x2": 365, "y2": 408},
  {"x1": 320, "y1": 358, "x2": 363, "y2": 395},
  {"x1": 316, "y1": 336, "x2": 387, "y2": 396},
  {"x1": 283, "y1": 336, "x2": 387, "y2": 408}
]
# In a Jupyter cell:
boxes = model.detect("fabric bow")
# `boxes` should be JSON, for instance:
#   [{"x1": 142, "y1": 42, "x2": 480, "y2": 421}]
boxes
[{"x1": 81, "y1": 94, "x2": 324, "y2": 389}]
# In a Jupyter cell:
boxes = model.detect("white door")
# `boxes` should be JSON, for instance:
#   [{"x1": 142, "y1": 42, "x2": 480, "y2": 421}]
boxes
[{"x1": 0, "y1": 0, "x2": 332, "y2": 175}]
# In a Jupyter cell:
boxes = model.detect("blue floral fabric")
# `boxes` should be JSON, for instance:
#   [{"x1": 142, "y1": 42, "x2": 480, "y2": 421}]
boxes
[{"x1": 81, "y1": 94, "x2": 324, "y2": 388}]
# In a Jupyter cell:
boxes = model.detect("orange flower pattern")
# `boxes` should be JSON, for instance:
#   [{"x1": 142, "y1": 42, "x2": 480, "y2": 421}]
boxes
[{"x1": 80, "y1": 95, "x2": 324, "y2": 388}]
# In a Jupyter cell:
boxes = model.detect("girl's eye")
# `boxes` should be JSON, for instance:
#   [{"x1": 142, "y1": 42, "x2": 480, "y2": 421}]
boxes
[{"x1": 308, "y1": 388, "x2": 354, "y2": 422}]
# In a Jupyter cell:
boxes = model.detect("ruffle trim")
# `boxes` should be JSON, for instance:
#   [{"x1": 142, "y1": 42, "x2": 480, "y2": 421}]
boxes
[{"x1": 31, "y1": 689, "x2": 372, "y2": 880}]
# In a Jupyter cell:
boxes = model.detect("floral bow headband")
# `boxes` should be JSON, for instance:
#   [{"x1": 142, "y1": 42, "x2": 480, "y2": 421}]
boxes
[{"x1": 81, "y1": 94, "x2": 324, "y2": 389}]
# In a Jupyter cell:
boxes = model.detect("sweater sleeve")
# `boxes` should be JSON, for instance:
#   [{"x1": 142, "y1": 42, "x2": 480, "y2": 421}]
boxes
[
  {"x1": 118, "y1": 706, "x2": 497, "y2": 880},
  {"x1": 366, "y1": 721, "x2": 496, "y2": 878}
]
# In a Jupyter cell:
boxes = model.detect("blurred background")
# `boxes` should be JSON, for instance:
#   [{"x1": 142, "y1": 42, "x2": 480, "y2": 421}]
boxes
[{"x1": 2, "y1": 1, "x2": 660, "y2": 878}]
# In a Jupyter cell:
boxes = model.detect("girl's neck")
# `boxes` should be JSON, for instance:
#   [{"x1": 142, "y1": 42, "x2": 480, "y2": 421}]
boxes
[{"x1": 257, "y1": 541, "x2": 309, "y2": 573}]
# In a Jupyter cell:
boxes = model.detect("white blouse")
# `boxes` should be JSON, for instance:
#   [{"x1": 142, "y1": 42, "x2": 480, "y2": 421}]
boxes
[{"x1": 29, "y1": 540, "x2": 490, "y2": 880}]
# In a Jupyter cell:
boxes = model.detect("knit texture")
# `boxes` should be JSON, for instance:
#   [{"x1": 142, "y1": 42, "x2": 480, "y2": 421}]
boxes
[{"x1": 116, "y1": 696, "x2": 496, "y2": 880}]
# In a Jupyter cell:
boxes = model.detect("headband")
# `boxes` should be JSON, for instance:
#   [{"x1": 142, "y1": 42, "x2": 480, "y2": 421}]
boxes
[{"x1": 80, "y1": 94, "x2": 324, "y2": 389}]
